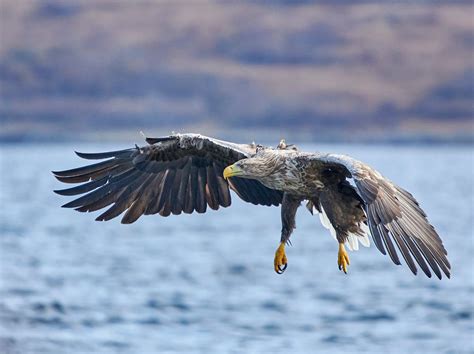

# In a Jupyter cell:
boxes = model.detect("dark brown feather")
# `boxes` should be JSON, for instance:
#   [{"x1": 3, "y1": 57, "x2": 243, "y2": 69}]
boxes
[
  {"x1": 75, "y1": 149, "x2": 133, "y2": 160},
  {"x1": 176, "y1": 160, "x2": 191, "y2": 211},
  {"x1": 144, "y1": 173, "x2": 166, "y2": 215},
  {"x1": 213, "y1": 162, "x2": 231, "y2": 207},
  {"x1": 205, "y1": 165, "x2": 219, "y2": 210},
  {"x1": 54, "y1": 176, "x2": 108, "y2": 196},
  {"x1": 95, "y1": 174, "x2": 150, "y2": 221},
  {"x1": 159, "y1": 188, "x2": 173, "y2": 217},
  {"x1": 61, "y1": 169, "x2": 141, "y2": 208},
  {"x1": 54, "y1": 134, "x2": 283, "y2": 224},
  {"x1": 52, "y1": 159, "x2": 119, "y2": 177},
  {"x1": 156, "y1": 169, "x2": 176, "y2": 213},
  {"x1": 75, "y1": 190, "x2": 123, "y2": 213},
  {"x1": 170, "y1": 169, "x2": 183, "y2": 215},
  {"x1": 121, "y1": 174, "x2": 157, "y2": 223},
  {"x1": 195, "y1": 167, "x2": 207, "y2": 213},
  {"x1": 184, "y1": 165, "x2": 198, "y2": 214},
  {"x1": 386, "y1": 222, "x2": 420, "y2": 276}
]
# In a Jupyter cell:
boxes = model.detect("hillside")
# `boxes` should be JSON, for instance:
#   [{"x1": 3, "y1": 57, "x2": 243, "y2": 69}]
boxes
[{"x1": 0, "y1": 1, "x2": 472, "y2": 142}]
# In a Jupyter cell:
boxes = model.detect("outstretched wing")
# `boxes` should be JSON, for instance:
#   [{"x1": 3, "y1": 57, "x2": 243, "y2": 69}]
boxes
[
  {"x1": 316, "y1": 153, "x2": 450, "y2": 279},
  {"x1": 53, "y1": 134, "x2": 283, "y2": 223}
]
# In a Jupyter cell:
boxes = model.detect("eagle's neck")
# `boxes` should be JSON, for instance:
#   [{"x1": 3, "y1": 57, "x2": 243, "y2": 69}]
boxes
[{"x1": 256, "y1": 152, "x2": 305, "y2": 193}]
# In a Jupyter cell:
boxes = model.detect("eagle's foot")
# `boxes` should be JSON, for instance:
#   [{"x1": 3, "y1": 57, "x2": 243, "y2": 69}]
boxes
[
  {"x1": 338, "y1": 243, "x2": 350, "y2": 274},
  {"x1": 274, "y1": 242, "x2": 288, "y2": 274}
]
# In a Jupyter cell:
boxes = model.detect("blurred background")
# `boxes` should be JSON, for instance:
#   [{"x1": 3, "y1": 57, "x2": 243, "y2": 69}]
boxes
[
  {"x1": 0, "y1": 0, "x2": 473, "y2": 143},
  {"x1": 0, "y1": 1, "x2": 473, "y2": 354}
]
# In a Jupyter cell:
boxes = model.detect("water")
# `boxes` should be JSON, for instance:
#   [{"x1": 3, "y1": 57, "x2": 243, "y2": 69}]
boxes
[{"x1": 0, "y1": 143, "x2": 473, "y2": 354}]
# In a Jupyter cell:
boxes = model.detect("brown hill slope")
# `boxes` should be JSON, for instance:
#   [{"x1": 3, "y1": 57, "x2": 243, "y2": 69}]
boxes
[{"x1": 0, "y1": 1, "x2": 472, "y2": 142}]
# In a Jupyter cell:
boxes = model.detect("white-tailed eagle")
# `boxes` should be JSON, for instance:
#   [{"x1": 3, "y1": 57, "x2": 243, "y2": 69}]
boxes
[{"x1": 53, "y1": 133, "x2": 450, "y2": 279}]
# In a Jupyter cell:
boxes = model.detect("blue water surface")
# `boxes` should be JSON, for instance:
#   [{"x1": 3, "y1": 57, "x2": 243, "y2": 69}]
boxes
[{"x1": 0, "y1": 143, "x2": 473, "y2": 354}]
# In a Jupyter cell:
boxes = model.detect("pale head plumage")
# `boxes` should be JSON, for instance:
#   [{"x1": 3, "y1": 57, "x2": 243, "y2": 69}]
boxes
[{"x1": 231, "y1": 150, "x2": 284, "y2": 179}]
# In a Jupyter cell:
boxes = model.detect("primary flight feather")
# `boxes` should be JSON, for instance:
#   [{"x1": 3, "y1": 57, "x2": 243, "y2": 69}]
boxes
[{"x1": 52, "y1": 133, "x2": 450, "y2": 279}]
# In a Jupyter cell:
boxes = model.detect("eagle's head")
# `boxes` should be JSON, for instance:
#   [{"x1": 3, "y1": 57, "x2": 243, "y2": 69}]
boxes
[{"x1": 223, "y1": 150, "x2": 283, "y2": 180}]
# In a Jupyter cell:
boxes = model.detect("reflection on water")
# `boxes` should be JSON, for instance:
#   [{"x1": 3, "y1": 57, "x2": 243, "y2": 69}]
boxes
[{"x1": 0, "y1": 143, "x2": 473, "y2": 354}]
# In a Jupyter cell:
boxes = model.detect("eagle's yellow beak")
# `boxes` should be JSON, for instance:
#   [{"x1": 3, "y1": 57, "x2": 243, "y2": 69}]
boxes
[{"x1": 223, "y1": 164, "x2": 244, "y2": 179}]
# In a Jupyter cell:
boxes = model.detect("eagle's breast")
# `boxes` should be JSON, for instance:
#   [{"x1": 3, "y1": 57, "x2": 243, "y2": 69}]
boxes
[{"x1": 258, "y1": 152, "x2": 325, "y2": 195}]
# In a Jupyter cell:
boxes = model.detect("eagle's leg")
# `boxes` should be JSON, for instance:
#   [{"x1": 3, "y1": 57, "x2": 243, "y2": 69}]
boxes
[
  {"x1": 320, "y1": 190, "x2": 355, "y2": 274},
  {"x1": 274, "y1": 193, "x2": 302, "y2": 274},
  {"x1": 338, "y1": 242, "x2": 350, "y2": 274}
]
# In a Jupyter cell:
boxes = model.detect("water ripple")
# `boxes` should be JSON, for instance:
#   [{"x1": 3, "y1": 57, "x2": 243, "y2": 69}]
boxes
[{"x1": 0, "y1": 144, "x2": 472, "y2": 354}]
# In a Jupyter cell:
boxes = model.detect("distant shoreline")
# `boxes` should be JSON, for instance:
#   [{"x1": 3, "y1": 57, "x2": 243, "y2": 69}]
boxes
[{"x1": 1, "y1": 130, "x2": 472, "y2": 146}]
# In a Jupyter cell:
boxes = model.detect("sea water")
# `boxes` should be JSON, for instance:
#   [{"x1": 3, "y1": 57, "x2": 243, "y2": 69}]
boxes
[{"x1": 0, "y1": 143, "x2": 472, "y2": 354}]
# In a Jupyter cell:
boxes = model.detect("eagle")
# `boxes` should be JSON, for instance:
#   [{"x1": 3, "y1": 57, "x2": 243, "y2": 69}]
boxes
[{"x1": 52, "y1": 133, "x2": 450, "y2": 279}]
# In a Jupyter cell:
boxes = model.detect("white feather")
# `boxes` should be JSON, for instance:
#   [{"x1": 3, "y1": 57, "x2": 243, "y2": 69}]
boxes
[
  {"x1": 319, "y1": 205, "x2": 331, "y2": 229},
  {"x1": 317, "y1": 205, "x2": 371, "y2": 251},
  {"x1": 346, "y1": 234, "x2": 358, "y2": 251},
  {"x1": 359, "y1": 222, "x2": 371, "y2": 247},
  {"x1": 319, "y1": 205, "x2": 337, "y2": 241},
  {"x1": 329, "y1": 226, "x2": 337, "y2": 240}
]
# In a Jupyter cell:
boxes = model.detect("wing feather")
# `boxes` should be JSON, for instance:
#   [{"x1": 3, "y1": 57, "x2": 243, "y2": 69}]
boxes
[
  {"x1": 368, "y1": 217, "x2": 386, "y2": 255},
  {"x1": 156, "y1": 169, "x2": 176, "y2": 214},
  {"x1": 54, "y1": 176, "x2": 108, "y2": 196},
  {"x1": 386, "y1": 223, "x2": 419, "y2": 276},
  {"x1": 205, "y1": 165, "x2": 220, "y2": 210},
  {"x1": 74, "y1": 149, "x2": 133, "y2": 160},
  {"x1": 195, "y1": 167, "x2": 208, "y2": 213},
  {"x1": 185, "y1": 165, "x2": 199, "y2": 214},
  {"x1": 51, "y1": 159, "x2": 120, "y2": 178},
  {"x1": 317, "y1": 154, "x2": 450, "y2": 279},
  {"x1": 176, "y1": 160, "x2": 191, "y2": 212},
  {"x1": 144, "y1": 172, "x2": 166, "y2": 215},
  {"x1": 121, "y1": 174, "x2": 158, "y2": 224},
  {"x1": 213, "y1": 162, "x2": 231, "y2": 207},
  {"x1": 96, "y1": 173, "x2": 150, "y2": 222},
  {"x1": 53, "y1": 133, "x2": 283, "y2": 221},
  {"x1": 61, "y1": 169, "x2": 141, "y2": 208},
  {"x1": 170, "y1": 168, "x2": 184, "y2": 215}
]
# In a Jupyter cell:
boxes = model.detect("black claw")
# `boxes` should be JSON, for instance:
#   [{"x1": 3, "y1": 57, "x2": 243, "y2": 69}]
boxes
[{"x1": 277, "y1": 264, "x2": 287, "y2": 274}]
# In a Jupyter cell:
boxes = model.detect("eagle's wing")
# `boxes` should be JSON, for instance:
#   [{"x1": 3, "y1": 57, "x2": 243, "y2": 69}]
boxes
[
  {"x1": 53, "y1": 134, "x2": 283, "y2": 223},
  {"x1": 316, "y1": 153, "x2": 450, "y2": 279}
]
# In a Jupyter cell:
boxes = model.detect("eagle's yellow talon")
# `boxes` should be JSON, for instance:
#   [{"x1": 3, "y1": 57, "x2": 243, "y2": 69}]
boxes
[
  {"x1": 338, "y1": 243, "x2": 350, "y2": 274},
  {"x1": 274, "y1": 242, "x2": 288, "y2": 274}
]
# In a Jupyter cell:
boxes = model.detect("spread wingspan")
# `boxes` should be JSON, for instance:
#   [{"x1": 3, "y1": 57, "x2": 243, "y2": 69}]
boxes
[{"x1": 53, "y1": 134, "x2": 283, "y2": 223}]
